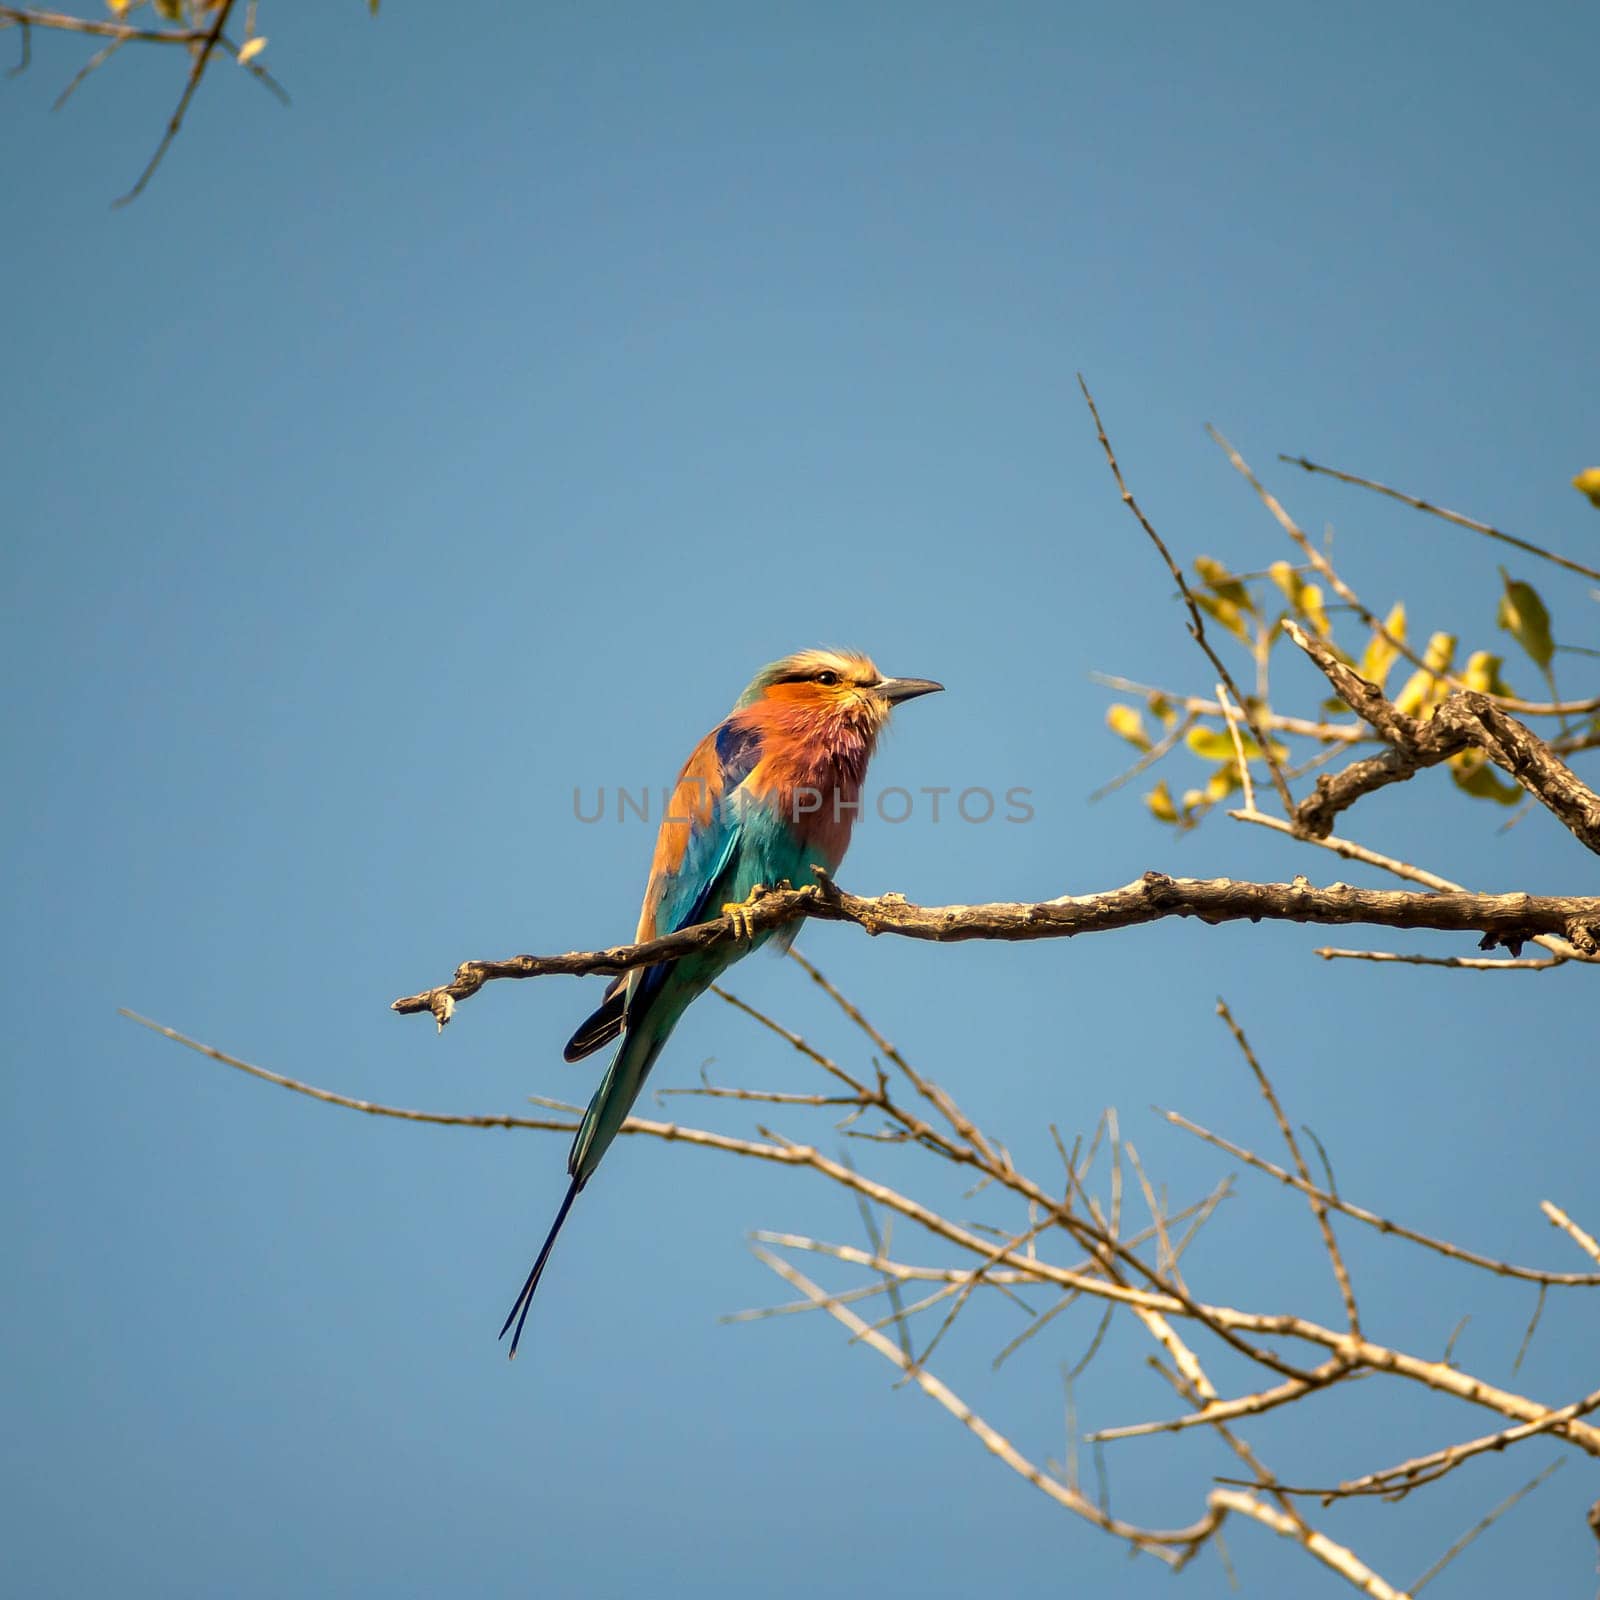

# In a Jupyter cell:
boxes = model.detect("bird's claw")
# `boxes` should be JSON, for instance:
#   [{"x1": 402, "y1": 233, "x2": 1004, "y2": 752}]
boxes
[{"x1": 722, "y1": 884, "x2": 769, "y2": 940}]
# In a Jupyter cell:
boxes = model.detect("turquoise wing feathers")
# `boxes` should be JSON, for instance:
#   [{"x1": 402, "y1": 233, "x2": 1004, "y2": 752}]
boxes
[{"x1": 499, "y1": 649, "x2": 942, "y2": 1358}]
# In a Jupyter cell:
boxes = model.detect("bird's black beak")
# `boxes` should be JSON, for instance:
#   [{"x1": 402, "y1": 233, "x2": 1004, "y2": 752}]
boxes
[{"x1": 877, "y1": 676, "x2": 944, "y2": 705}]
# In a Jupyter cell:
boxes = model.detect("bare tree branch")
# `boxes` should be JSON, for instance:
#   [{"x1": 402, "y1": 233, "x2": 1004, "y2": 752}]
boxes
[
  {"x1": 127, "y1": 1007, "x2": 1600, "y2": 1459},
  {"x1": 389, "y1": 872, "x2": 1600, "y2": 1026},
  {"x1": 1228, "y1": 807, "x2": 1598, "y2": 965},
  {"x1": 1284, "y1": 621, "x2": 1600, "y2": 853}
]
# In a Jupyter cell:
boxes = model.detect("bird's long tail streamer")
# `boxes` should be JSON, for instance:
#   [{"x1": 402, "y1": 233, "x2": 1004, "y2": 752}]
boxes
[{"x1": 498, "y1": 1177, "x2": 581, "y2": 1359}]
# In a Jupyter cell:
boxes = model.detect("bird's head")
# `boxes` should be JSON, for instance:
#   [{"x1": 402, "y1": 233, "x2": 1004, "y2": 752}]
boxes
[{"x1": 736, "y1": 648, "x2": 943, "y2": 739}]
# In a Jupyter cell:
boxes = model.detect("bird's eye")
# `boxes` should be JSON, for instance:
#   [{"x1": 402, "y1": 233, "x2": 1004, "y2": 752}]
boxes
[{"x1": 815, "y1": 670, "x2": 840, "y2": 686}]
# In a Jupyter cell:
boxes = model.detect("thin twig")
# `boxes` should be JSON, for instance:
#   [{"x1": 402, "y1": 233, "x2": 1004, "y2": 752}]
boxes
[
  {"x1": 50, "y1": 31, "x2": 124, "y2": 107},
  {"x1": 1215, "y1": 683, "x2": 1257, "y2": 814},
  {"x1": 843, "y1": 1152, "x2": 915, "y2": 1365},
  {"x1": 1217, "y1": 1001, "x2": 1359, "y2": 1333},
  {"x1": 114, "y1": 0, "x2": 238, "y2": 206},
  {"x1": 1093, "y1": 673, "x2": 1372, "y2": 740},
  {"x1": 1510, "y1": 1283, "x2": 1546, "y2": 1375},
  {"x1": 1541, "y1": 1201, "x2": 1600, "y2": 1267},
  {"x1": 1213, "y1": 425, "x2": 1452, "y2": 704},
  {"x1": 1280, "y1": 455, "x2": 1600, "y2": 585},
  {"x1": 1227, "y1": 808, "x2": 1597, "y2": 964},
  {"x1": 1208, "y1": 1489, "x2": 1410, "y2": 1600},
  {"x1": 1408, "y1": 1460, "x2": 1564, "y2": 1593},
  {"x1": 1161, "y1": 1106, "x2": 1600, "y2": 1287},
  {"x1": 0, "y1": 5, "x2": 207, "y2": 45},
  {"x1": 1313, "y1": 947, "x2": 1565, "y2": 971},
  {"x1": 129, "y1": 1008, "x2": 1600, "y2": 1465},
  {"x1": 1079, "y1": 376, "x2": 1296, "y2": 813},
  {"x1": 1090, "y1": 709, "x2": 1200, "y2": 802},
  {"x1": 749, "y1": 1245, "x2": 1219, "y2": 1563},
  {"x1": 1090, "y1": 1360, "x2": 1355, "y2": 1443}
]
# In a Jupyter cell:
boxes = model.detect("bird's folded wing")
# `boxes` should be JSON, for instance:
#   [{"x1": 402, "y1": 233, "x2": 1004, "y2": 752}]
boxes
[{"x1": 627, "y1": 716, "x2": 765, "y2": 1013}]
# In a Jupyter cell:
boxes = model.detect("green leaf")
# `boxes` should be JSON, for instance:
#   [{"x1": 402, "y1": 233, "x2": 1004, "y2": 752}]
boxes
[
  {"x1": 1496, "y1": 571, "x2": 1554, "y2": 672},
  {"x1": 1194, "y1": 592, "x2": 1252, "y2": 644},
  {"x1": 1449, "y1": 751, "x2": 1522, "y2": 805},
  {"x1": 1194, "y1": 556, "x2": 1253, "y2": 610}
]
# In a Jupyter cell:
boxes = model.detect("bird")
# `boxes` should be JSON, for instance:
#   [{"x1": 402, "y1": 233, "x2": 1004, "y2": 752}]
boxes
[{"x1": 499, "y1": 647, "x2": 943, "y2": 1356}]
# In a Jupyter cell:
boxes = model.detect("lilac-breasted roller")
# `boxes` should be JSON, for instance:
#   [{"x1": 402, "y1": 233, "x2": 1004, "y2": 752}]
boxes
[{"x1": 499, "y1": 648, "x2": 943, "y2": 1355}]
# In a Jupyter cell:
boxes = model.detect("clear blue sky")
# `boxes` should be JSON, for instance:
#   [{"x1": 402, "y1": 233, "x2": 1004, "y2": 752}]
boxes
[{"x1": 4, "y1": 4, "x2": 1597, "y2": 1596}]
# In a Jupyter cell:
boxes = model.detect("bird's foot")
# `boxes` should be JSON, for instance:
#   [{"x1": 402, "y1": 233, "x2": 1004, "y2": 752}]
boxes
[{"x1": 722, "y1": 884, "x2": 769, "y2": 941}]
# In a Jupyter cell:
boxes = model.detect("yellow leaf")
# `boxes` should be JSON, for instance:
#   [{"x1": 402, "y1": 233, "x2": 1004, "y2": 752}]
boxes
[
  {"x1": 1462, "y1": 651, "x2": 1514, "y2": 698},
  {"x1": 1146, "y1": 691, "x2": 1177, "y2": 728},
  {"x1": 1268, "y1": 560, "x2": 1299, "y2": 605},
  {"x1": 106, "y1": 0, "x2": 132, "y2": 15},
  {"x1": 1107, "y1": 703, "x2": 1150, "y2": 751},
  {"x1": 1204, "y1": 763, "x2": 1241, "y2": 802},
  {"x1": 1298, "y1": 581, "x2": 1330, "y2": 638},
  {"x1": 237, "y1": 36, "x2": 268, "y2": 64},
  {"x1": 1195, "y1": 592, "x2": 1251, "y2": 644},
  {"x1": 1179, "y1": 787, "x2": 1207, "y2": 815},
  {"x1": 1145, "y1": 781, "x2": 1178, "y2": 824},
  {"x1": 1186, "y1": 724, "x2": 1286, "y2": 765},
  {"x1": 1185, "y1": 727, "x2": 1236, "y2": 762},
  {"x1": 1357, "y1": 602, "x2": 1406, "y2": 690},
  {"x1": 1265, "y1": 560, "x2": 1329, "y2": 636},
  {"x1": 1194, "y1": 556, "x2": 1252, "y2": 610},
  {"x1": 1393, "y1": 632, "x2": 1456, "y2": 716},
  {"x1": 1573, "y1": 467, "x2": 1600, "y2": 508}
]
